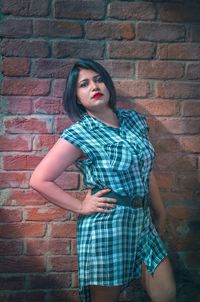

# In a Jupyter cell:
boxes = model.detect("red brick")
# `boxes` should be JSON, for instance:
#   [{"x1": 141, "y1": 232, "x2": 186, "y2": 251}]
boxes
[
  {"x1": 154, "y1": 117, "x2": 200, "y2": 135},
  {"x1": 162, "y1": 191, "x2": 193, "y2": 204},
  {"x1": 175, "y1": 174, "x2": 199, "y2": 191},
  {"x1": 48, "y1": 255, "x2": 78, "y2": 271},
  {"x1": 158, "y1": 43, "x2": 200, "y2": 60},
  {"x1": 137, "y1": 22, "x2": 185, "y2": 42},
  {"x1": 55, "y1": 172, "x2": 80, "y2": 190},
  {"x1": 54, "y1": 0, "x2": 104, "y2": 19},
  {"x1": 25, "y1": 206, "x2": 66, "y2": 221},
  {"x1": 5, "y1": 97, "x2": 32, "y2": 114},
  {"x1": 159, "y1": 3, "x2": 200, "y2": 22},
  {"x1": 0, "y1": 291, "x2": 46, "y2": 302},
  {"x1": 2, "y1": 0, "x2": 48, "y2": 16},
  {"x1": 32, "y1": 134, "x2": 59, "y2": 151},
  {"x1": 156, "y1": 81, "x2": 200, "y2": 99},
  {"x1": 0, "y1": 240, "x2": 23, "y2": 256},
  {"x1": 3, "y1": 154, "x2": 43, "y2": 170},
  {"x1": 0, "y1": 208, "x2": 22, "y2": 222},
  {"x1": 71, "y1": 239, "x2": 77, "y2": 256},
  {"x1": 138, "y1": 61, "x2": 184, "y2": 79},
  {"x1": 108, "y1": 41, "x2": 155, "y2": 59},
  {"x1": 0, "y1": 135, "x2": 31, "y2": 151},
  {"x1": 2, "y1": 57, "x2": 30, "y2": 77},
  {"x1": 33, "y1": 97, "x2": 64, "y2": 114},
  {"x1": 50, "y1": 222, "x2": 77, "y2": 238},
  {"x1": 28, "y1": 273, "x2": 71, "y2": 289},
  {"x1": 6, "y1": 189, "x2": 48, "y2": 206},
  {"x1": 179, "y1": 136, "x2": 200, "y2": 153},
  {"x1": 72, "y1": 271, "x2": 78, "y2": 287},
  {"x1": 32, "y1": 59, "x2": 74, "y2": 78},
  {"x1": 97, "y1": 60, "x2": 134, "y2": 78},
  {"x1": 187, "y1": 25, "x2": 200, "y2": 42},
  {"x1": 1, "y1": 39, "x2": 49, "y2": 57},
  {"x1": 0, "y1": 222, "x2": 46, "y2": 238},
  {"x1": 0, "y1": 276, "x2": 24, "y2": 290},
  {"x1": 114, "y1": 80, "x2": 150, "y2": 98},
  {"x1": 0, "y1": 19, "x2": 32, "y2": 37},
  {"x1": 54, "y1": 115, "x2": 73, "y2": 133},
  {"x1": 34, "y1": 20, "x2": 82, "y2": 38},
  {"x1": 134, "y1": 99, "x2": 180, "y2": 116},
  {"x1": 85, "y1": 21, "x2": 135, "y2": 40},
  {"x1": 155, "y1": 154, "x2": 197, "y2": 173},
  {"x1": 108, "y1": 1, "x2": 155, "y2": 20},
  {"x1": 51, "y1": 79, "x2": 66, "y2": 98},
  {"x1": 186, "y1": 63, "x2": 200, "y2": 80},
  {"x1": 26, "y1": 239, "x2": 71, "y2": 255},
  {"x1": 0, "y1": 172, "x2": 30, "y2": 188},
  {"x1": 0, "y1": 256, "x2": 45, "y2": 273},
  {"x1": 182, "y1": 100, "x2": 200, "y2": 117},
  {"x1": 4, "y1": 116, "x2": 52, "y2": 134},
  {"x1": 53, "y1": 40, "x2": 104, "y2": 59},
  {"x1": 2, "y1": 78, "x2": 50, "y2": 96}
]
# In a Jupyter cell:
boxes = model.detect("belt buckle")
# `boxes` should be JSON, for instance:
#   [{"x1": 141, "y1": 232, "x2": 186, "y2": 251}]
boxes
[{"x1": 132, "y1": 196, "x2": 145, "y2": 208}]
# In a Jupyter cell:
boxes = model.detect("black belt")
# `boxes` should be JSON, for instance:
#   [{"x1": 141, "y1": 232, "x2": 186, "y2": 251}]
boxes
[{"x1": 91, "y1": 188, "x2": 149, "y2": 209}]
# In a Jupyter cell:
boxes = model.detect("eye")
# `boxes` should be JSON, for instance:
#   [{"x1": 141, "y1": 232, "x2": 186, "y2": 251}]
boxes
[
  {"x1": 95, "y1": 76, "x2": 103, "y2": 83},
  {"x1": 79, "y1": 81, "x2": 88, "y2": 88}
]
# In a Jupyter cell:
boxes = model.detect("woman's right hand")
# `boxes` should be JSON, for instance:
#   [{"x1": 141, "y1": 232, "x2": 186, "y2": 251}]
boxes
[{"x1": 80, "y1": 188, "x2": 117, "y2": 215}]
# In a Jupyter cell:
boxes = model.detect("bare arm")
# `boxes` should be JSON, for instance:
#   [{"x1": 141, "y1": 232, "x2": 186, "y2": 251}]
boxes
[
  {"x1": 149, "y1": 171, "x2": 167, "y2": 235},
  {"x1": 30, "y1": 138, "x2": 116, "y2": 215}
]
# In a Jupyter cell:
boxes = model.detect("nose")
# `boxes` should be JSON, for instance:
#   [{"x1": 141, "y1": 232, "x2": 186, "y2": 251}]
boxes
[{"x1": 90, "y1": 80, "x2": 99, "y2": 91}]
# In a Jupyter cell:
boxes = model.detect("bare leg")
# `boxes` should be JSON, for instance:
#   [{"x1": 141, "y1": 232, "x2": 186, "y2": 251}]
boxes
[
  {"x1": 90, "y1": 285, "x2": 121, "y2": 302},
  {"x1": 141, "y1": 257, "x2": 176, "y2": 302}
]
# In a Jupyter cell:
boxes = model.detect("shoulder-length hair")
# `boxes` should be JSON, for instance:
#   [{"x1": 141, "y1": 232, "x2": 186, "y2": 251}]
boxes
[{"x1": 63, "y1": 59, "x2": 116, "y2": 122}]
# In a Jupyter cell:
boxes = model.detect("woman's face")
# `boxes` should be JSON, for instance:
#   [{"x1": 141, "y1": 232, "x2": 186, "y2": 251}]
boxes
[{"x1": 76, "y1": 68, "x2": 110, "y2": 112}]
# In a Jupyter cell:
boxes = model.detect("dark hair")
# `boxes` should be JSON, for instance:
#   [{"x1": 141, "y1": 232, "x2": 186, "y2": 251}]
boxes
[{"x1": 63, "y1": 59, "x2": 116, "y2": 121}]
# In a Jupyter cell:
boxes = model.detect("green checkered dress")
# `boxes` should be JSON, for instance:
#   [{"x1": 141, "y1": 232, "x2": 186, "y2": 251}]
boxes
[{"x1": 60, "y1": 109, "x2": 168, "y2": 302}]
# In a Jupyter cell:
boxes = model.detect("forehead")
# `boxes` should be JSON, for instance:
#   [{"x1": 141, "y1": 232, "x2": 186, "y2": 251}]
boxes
[{"x1": 78, "y1": 68, "x2": 99, "y2": 82}]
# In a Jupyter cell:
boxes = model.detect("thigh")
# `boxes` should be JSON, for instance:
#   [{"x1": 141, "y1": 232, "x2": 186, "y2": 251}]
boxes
[
  {"x1": 141, "y1": 257, "x2": 176, "y2": 302},
  {"x1": 90, "y1": 285, "x2": 121, "y2": 302}
]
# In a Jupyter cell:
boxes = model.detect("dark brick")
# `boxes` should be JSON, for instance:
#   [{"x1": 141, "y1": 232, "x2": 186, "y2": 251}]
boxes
[
  {"x1": 2, "y1": 79, "x2": 50, "y2": 96},
  {"x1": 156, "y1": 81, "x2": 200, "y2": 99},
  {"x1": 108, "y1": 1, "x2": 155, "y2": 20},
  {"x1": 108, "y1": 41, "x2": 155, "y2": 59},
  {"x1": 0, "y1": 19, "x2": 32, "y2": 37},
  {"x1": 97, "y1": 60, "x2": 134, "y2": 78},
  {"x1": 53, "y1": 40, "x2": 104, "y2": 59},
  {"x1": 54, "y1": 0, "x2": 105, "y2": 20},
  {"x1": 34, "y1": 20, "x2": 82, "y2": 38},
  {"x1": 2, "y1": 58, "x2": 30, "y2": 76},
  {"x1": 186, "y1": 63, "x2": 200, "y2": 80},
  {"x1": 1, "y1": 39, "x2": 49, "y2": 57},
  {"x1": 32, "y1": 59, "x2": 75, "y2": 78},
  {"x1": 138, "y1": 61, "x2": 184, "y2": 79},
  {"x1": 2, "y1": 0, "x2": 49, "y2": 16},
  {"x1": 137, "y1": 22, "x2": 185, "y2": 42},
  {"x1": 187, "y1": 25, "x2": 200, "y2": 42},
  {"x1": 85, "y1": 21, "x2": 135, "y2": 40},
  {"x1": 158, "y1": 43, "x2": 200, "y2": 60},
  {"x1": 159, "y1": 3, "x2": 200, "y2": 22}
]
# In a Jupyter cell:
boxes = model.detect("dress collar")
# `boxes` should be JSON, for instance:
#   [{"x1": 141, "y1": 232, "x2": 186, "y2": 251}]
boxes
[{"x1": 80, "y1": 108, "x2": 128, "y2": 130}]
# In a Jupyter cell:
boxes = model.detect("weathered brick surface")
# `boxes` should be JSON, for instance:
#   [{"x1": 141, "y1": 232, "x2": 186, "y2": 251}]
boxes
[{"x1": 1, "y1": 1, "x2": 200, "y2": 301}]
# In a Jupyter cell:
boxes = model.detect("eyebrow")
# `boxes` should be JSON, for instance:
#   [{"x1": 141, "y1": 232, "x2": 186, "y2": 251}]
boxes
[{"x1": 79, "y1": 74, "x2": 100, "y2": 84}]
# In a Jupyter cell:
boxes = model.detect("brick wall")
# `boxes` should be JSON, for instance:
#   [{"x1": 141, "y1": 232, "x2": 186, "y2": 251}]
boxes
[{"x1": 0, "y1": 0, "x2": 200, "y2": 301}]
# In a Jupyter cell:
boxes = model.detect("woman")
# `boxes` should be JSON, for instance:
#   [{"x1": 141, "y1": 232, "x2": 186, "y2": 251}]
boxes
[{"x1": 30, "y1": 59, "x2": 176, "y2": 302}]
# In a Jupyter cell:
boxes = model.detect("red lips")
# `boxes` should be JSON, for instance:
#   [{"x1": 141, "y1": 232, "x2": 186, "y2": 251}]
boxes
[{"x1": 92, "y1": 92, "x2": 103, "y2": 99}]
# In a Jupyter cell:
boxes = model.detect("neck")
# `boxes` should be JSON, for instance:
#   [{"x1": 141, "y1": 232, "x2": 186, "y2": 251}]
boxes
[{"x1": 86, "y1": 108, "x2": 119, "y2": 128}]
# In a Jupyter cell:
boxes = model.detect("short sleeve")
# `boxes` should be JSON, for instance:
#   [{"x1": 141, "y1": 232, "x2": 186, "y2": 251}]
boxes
[{"x1": 60, "y1": 124, "x2": 89, "y2": 155}]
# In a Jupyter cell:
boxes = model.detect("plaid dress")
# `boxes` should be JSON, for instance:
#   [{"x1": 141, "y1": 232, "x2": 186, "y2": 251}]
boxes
[{"x1": 60, "y1": 109, "x2": 168, "y2": 302}]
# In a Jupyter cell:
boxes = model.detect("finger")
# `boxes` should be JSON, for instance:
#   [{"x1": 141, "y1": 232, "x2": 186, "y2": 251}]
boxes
[
  {"x1": 99, "y1": 198, "x2": 117, "y2": 203},
  {"x1": 97, "y1": 208, "x2": 113, "y2": 214},
  {"x1": 95, "y1": 188, "x2": 111, "y2": 197},
  {"x1": 98, "y1": 202, "x2": 116, "y2": 208}
]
